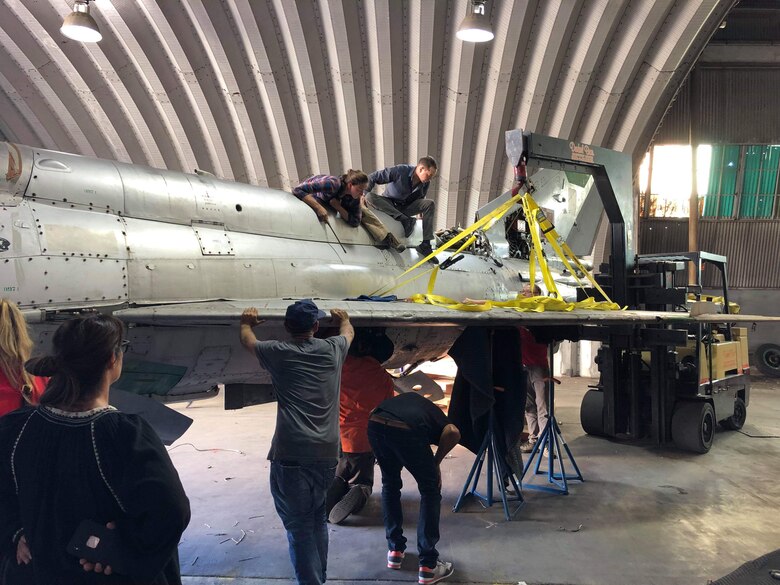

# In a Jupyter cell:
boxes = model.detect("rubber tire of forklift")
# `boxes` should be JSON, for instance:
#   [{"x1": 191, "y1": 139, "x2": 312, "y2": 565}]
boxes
[
  {"x1": 720, "y1": 397, "x2": 747, "y2": 431},
  {"x1": 671, "y1": 401, "x2": 715, "y2": 454},
  {"x1": 580, "y1": 389, "x2": 605, "y2": 436},
  {"x1": 755, "y1": 343, "x2": 780, "y2": 377}
]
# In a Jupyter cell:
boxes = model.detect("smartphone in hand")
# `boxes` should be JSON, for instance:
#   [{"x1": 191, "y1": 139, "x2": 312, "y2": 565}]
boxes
[{"x1": 66, "y1": 519, "x2": 129, "y2": 574}]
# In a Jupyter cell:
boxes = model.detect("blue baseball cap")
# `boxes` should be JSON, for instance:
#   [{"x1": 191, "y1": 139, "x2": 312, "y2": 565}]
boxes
[{"x1": 285, "y1": 299, "x2": 327, "y2": 331}]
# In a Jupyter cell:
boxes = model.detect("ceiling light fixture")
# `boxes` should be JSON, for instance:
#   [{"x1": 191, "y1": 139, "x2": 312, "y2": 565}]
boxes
[
  {"x1": 456, "y1": 0, "x2": 494, "y2": 43},
  {"x1": 61, "y1": 0, "x2": 102, "y2": 43}
]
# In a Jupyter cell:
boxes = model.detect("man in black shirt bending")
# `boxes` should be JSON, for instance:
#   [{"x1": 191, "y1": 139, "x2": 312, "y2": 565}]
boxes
[{"x1": 367, "y1": 392, "x2": 460, "y2": 585}]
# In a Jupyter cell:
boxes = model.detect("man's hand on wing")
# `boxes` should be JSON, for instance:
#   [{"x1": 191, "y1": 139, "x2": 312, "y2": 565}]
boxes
[
  {"x1": 240, "y1": 308, "x2": 265, "y2": 327},
  {"x1": 330, "y1": 308, "x2": 349, "y2": 323}
]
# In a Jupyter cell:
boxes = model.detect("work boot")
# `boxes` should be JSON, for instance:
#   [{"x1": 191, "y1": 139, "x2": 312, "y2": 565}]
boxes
[
  {"x1": 519, "y1": 440, "x2": 536, "y2": 453},
  {"x1": 416, "y1": 241, "x2": 439, "y2": 265},
  {"x1": 328, "y1": 484, "x2": 370, "y2": 524},
  {"x1": 382, "y1": 233, "x2": 406, "y2": 252},
  {"x1": 400, "y1": 216, "x2": 416, "y2": 237},
  {"x1": 502, "y1": 476, "x2": 518, "y2": 496},
  {"x1": 326, "y1": 476, "x2": 349, "y2": 517},
  {"x1": 418, "y1": 560, "x2": 454, "y2": 584}
]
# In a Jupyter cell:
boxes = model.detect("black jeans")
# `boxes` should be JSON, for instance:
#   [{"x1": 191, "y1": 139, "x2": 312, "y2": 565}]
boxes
[{"x1": 367, "y1": 422, "x2": 441, "y2": 568}]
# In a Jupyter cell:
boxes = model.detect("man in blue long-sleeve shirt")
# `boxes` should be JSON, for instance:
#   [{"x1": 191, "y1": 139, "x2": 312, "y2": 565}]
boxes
[{"x1": 365, "y1": 157, "x2": 438, "y2": 262}]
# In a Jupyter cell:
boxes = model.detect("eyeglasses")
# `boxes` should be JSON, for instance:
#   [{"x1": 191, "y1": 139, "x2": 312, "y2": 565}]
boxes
[{"x1": 119, "y1": 339, "x2": 131, "y2": 354}]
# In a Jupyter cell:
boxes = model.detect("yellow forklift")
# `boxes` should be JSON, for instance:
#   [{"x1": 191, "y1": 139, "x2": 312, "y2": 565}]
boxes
[{"x1": 580, "y1": 252, "x2": 749, "y2": 453}]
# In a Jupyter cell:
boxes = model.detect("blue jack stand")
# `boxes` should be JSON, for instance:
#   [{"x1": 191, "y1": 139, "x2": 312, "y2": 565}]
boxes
[
  {"x1": 453, "y1": 412, "x2": 524, "y2": 520},
  {"x1": 520, "y1": 344, "x2": 584, "y2": 495}
]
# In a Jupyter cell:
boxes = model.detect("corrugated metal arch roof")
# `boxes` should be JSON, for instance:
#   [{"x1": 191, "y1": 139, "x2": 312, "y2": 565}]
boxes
[{"x1": 0, "y1": 0, "x2": 734, "y2": 226}]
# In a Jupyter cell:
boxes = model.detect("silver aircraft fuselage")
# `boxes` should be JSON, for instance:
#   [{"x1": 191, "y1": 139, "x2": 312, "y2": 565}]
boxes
[{"x1": 0, "y1": 143, "x2": 537, "y2": 400}]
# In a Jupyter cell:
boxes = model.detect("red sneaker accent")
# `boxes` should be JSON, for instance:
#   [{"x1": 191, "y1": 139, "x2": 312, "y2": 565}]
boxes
[{"x1": 387, "y1": 550, "x2": 405, "y2": 569}]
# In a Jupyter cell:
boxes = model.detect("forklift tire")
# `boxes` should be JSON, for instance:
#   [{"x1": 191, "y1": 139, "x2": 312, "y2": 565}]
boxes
[
  {"x1": 580, "y1": 389, "x2": 605, "y2": 436},
  {"x1": 755, "y1": 343, "x2": 780, "y2": 377},
  {"x1": 671, "y1": 402, "x2": 715, "y2": 454},
  {"x1": 720, "y1": 397, "x2": 747, "y2": 431}
]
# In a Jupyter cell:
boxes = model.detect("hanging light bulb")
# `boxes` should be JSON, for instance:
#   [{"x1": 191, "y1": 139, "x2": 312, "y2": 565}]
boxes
[
  {"x1": 61, "y1": 0, "x2": 102, "y2": 43},
  {"x1": 456, "y1": 0, "x2": 494, "y2": 43}
]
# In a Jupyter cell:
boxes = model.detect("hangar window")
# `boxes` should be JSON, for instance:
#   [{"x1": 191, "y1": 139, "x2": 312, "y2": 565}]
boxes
[
  {"x1": 735, "y1": 145, "x2": 780, "y2": 218},
  {"x1": 639, "y1": 144, "x2": 780, "y2": 219},
  {"x1": 638, "y1": 145, "x2": 712, "y2": 218}
]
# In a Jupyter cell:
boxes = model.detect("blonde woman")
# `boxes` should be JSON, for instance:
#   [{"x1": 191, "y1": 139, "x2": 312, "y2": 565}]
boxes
[{"x1": 0, "y1": 299, "x2": 46, "y2": 416}]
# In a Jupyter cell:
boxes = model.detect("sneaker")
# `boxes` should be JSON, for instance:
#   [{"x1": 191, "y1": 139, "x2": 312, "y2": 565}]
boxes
[
  {"x1": 418, "y1": 560, "x2": 454, "y2": 584},
  {"x1": 519, "y1": 440, "x2": 537, "y2": 453},
  {"x1": 401, "y1": 216, "x2": 416, "y2": 237},
  {"x1": 416, "y1": 241, "x2": 439, "y2": 265},
  {"x1": 543, "y1": 446, "x2": 557, "y2": 459},
  {"x1": 326, "y1": 476, "x2": 349, "y2": 516},
  {"x1": 387, "y1": 550, "x2": 405, "y2": 570},
  {"x1": 328, "y1": 484, "x2": 368, "y2": 524}
]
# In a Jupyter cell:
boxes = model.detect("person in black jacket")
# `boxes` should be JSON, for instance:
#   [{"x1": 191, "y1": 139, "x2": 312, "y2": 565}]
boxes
[
  {"x1": 368, "y1": 392, "x2": 460, "y2": 585},
  {"x1": 0, "y1": 314, "x2": 190, "y2": 584}
]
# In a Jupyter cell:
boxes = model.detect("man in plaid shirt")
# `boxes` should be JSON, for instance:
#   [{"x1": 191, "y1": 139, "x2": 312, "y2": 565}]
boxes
[{"x1": 293, "y1": 170, "x2": 406, "y2": 252}]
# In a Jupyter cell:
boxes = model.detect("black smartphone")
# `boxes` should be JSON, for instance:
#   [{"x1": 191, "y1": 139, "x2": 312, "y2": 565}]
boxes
[{"x1": 66, "y1": 519, "x2": 129, "y2": 574}]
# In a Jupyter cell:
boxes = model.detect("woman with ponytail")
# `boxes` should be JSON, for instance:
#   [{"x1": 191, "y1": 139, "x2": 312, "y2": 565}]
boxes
[
  {"x1": 291, "y1": 169, "x2": 408, "y2": 252},
  {"x1": 0, "y1": 299, "x2": 46, "y2": 416},
  {"x1": 0, "y1": 313, "x2": 190, "y2": 584}
]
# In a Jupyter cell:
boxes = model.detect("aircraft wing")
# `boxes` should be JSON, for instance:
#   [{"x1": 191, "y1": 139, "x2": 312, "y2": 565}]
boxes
[{"x1": 114, "y1": 299, "x2": 780, "y2": 328}]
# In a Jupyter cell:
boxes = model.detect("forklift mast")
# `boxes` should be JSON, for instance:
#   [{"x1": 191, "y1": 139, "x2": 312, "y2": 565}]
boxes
[
  {"x1": 505, "y1": 129, "x2": 633, "y2": 306},
  {"x1": 505, "y1": 130, "x2": 748, "y2": 453}
]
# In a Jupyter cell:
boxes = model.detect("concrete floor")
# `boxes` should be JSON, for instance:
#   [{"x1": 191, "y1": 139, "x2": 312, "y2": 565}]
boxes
[{"x1": 170, "y1": 372, "x2": 780, "y2": 585}]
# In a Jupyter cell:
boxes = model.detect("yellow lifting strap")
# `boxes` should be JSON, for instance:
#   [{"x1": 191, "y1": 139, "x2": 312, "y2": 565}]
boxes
[
  {"x1": 423, "y1": 234, "x2": 477, "y2": 296},
  {"x1": 514, "y1": 193, "x2": 620, "y2": 311},
  {"x1": 372, "y1": 193, "x2": 524, "y2": 297},
  {"x1": 521, "y1": 193, "x2": 617, "y2": 306},
  {"x1": 521, "y1": 194, "x2": 559, "y2": 299},
  {"x1": 374, "y1": 189, "x2": 621, "y2": 312},
  {"x1": 405, "y1": 193, "x2": 522, "y2": 275},
  {"x1": 408, "y1": 292, "x2": 619, "y2": 313}
]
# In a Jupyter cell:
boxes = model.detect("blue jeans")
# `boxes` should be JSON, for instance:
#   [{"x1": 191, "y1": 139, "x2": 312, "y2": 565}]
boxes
[
  {"x1": 367, "y1": 422, "x2": 441, "y2": 568},
  {"x1": 270, "y1": 460, "x2": 336, "y2": 585}
]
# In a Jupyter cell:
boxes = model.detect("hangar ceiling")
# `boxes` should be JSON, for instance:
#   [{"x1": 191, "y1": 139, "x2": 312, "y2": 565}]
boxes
[{"x1": 0, "y1": 0, "x2": 735, "y2": 228}]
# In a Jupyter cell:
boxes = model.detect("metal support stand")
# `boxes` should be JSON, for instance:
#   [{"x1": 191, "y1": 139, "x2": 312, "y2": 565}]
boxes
[
  {"x1": 453, "y1": 411, "x2": 524, "y2": 521},
  {"x1": 520, "y1": 345, "x2": 584, "y2": 494}
]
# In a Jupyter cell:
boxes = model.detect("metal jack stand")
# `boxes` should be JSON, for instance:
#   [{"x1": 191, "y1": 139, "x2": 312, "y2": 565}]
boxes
[
  {"x1": 521, "y1": 344, "x2": 584, "y2": 494},
  {"x1": 453, "y1": 411, "x2": 524, "y2": 521}
]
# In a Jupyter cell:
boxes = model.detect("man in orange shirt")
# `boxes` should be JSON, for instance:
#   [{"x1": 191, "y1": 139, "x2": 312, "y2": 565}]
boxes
[{"x1": 327, "y1": 334, "x2": 395, "y2": 524}]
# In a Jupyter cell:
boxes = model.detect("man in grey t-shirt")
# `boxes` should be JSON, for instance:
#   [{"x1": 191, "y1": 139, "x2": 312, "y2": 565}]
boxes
[{"x1": 240, "y1": 299, "x2": 354, "y2": 585}]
